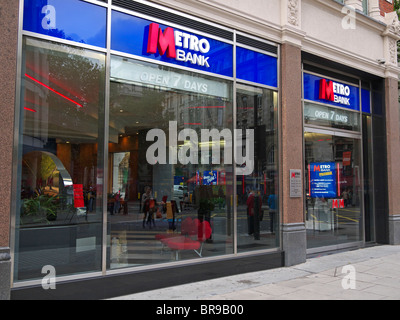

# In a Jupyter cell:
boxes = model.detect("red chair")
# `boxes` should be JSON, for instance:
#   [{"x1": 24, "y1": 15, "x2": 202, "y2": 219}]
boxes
[
  {"x1": 160, "y1": 219, "x2": 212, "y2": 260},
  {"x1": 155, "y1": 217, "x2": 191, "y2": 246}
]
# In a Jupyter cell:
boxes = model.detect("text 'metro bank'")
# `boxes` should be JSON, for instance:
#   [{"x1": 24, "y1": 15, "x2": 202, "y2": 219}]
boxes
[{"x1": 147, "y1": 23, "x2": 211, "y2": 67}]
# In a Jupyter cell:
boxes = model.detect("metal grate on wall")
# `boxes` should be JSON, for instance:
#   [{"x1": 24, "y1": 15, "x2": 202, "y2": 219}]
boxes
[
  {"x1": 236, "y1": 34, "x2": 277, "y2": 55},
  {"x1": 112, "y1": 0, "x2": 233, "y2": 41}
]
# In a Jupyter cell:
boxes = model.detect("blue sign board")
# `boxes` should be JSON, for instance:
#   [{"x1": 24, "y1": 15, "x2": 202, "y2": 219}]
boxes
[
  {"x1": 309, "y1": 162, "x2": 337, "y2": 198},
  {"x1": 23, "y1": 0, "x2": 107, "y2": 48},
  {"x1": 303, "y1": 73, "x2": 360, "y2": 111},
  {"x1": 236, "y1": 46, "x2": 278, "y2": 87},
  {"x1": 111, "y1": 10, "x2": 234, "y2": 77},
  {"x1": 23, "y1": 0, "x2": 278, "y2": 85},
  {"x1": 361, "y1": 88, "x2": 371, "y2": 114}
]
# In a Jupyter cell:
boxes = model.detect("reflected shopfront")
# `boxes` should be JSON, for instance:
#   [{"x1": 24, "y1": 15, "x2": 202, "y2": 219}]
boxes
[
  {"x1": 236, "y1": 85, "x2": 279, "y2": 252},
  {"x1": 15, "y1": 37, "x2": 106, "y2": 280}
]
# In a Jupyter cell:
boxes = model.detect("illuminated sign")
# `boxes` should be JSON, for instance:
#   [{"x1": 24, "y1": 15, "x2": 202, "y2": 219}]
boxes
[
  {"x1": 147, "y1": 23, "x2": 211, "y2": 67},
  {"x1": 303, "y1": 73, "x2": 360, "y2": 111},
  {"x1": 319, "y1": 79, "x2": 351, "y2": 106}
]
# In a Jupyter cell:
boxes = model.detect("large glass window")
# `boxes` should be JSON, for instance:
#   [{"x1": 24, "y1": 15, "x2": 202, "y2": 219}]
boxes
[
  {"x1": 14, "y1": 38, "x2": 105, "y2": 281},
  {"x1": 107, "y1": 56, "x2": 234, "y2": 268},
  {"x1": 236, "y1": 84, "x2": 279, "y2": 252},
  {"x1": 13, "y1": 36, "x2": 280, "y2": 282}
]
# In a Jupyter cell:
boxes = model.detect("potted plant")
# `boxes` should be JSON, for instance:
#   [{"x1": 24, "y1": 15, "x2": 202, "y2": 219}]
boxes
[{"x1": 22, "y1": 193, "x2": 59, "y2": 224}]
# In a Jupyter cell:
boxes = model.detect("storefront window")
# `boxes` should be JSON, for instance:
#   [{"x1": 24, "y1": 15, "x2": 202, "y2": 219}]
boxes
[
  {"x1": 107, "y1": 56, "x2": 234, "y2": 268},
  {"x1": 236, "y1": 84, "x2": 279, "y2": 252},
  {"x1": 305, "y1": 132, "x2": 363, "y2": 249},
  {"x1": 15, "y1": 1, "x2": 280, "y2": 282},
  {"x1": 14, "y1": 38, "x2": 105, "y2": 281}
]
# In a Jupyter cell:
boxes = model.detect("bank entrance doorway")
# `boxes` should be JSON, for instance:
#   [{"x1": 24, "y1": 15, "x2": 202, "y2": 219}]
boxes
[{"x1": 305, "y1": 129, "x2": 363, "y2": 250}]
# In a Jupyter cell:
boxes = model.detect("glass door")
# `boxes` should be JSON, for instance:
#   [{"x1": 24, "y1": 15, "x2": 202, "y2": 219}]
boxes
[{"x1": 305, "y1": 130, "x2": 363, "y2": 249}]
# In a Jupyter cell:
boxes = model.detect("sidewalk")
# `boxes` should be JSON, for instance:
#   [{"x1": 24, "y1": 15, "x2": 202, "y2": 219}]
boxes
[{"x1": 109, "y1": 245, "x2": 400, "y2": 300}]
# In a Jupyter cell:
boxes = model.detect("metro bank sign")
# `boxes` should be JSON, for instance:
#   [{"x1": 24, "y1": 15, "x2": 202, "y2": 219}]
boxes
[
  {"x1": 303, "y1": 73, "x2": 360, "y2": 111},
  {"x1": 319, "y1": 79, "x2": 351, "y2": 106},
  {"x1": 147, "y1": 23, "x2": 211, "y2": 68},
  {"x1": 109, "y1": 11, "x2": 234, "y2": 77}
]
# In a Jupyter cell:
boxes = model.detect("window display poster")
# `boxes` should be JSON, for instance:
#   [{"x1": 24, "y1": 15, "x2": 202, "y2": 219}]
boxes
[
  {"x1": 203, "y1": 171, "x2": 218, "y2": 185},
  {"x1": 73, "y1": 184, "x2": 85, "y2": 208},
  {"x1": 343, "y1": 151, "x2": 351, "y2": 166},
  {"x1": 309, "y1": 162, "x2": 337, "y2": 198}
]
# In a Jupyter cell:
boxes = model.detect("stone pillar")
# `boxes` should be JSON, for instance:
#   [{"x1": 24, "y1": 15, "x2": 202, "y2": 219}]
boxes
[
  {"x1": 0, "y1": 0, "x2": 20, "y2": 299},
  {"x1": 385, "y1": 76, "x2": 400, "y2": 245},
  {"x1": 280, "y1": 0, "x2": 306, "y2": 267},
  {"x1": 382, "y1": 13, "x2": 400, "y2": 245},
  {"x1": 280, "y1": 43, "x2": 306, "y2": 266},
  {"x1": 369, "y1": 0, "x2": 384, "y2": 22}
]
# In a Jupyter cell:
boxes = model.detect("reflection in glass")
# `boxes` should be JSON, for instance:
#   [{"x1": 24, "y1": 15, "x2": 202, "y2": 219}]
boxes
[
  {"x1": 236, "y1": 84, "x2": 279, "y2": 252},
  {"x1": 305, "y1": 132, "x2": 362, "y2": 249},
  {"x1": 108, "y1": 56, "x2": 234, "y2": 269},
  {"x1": 15, "y1": 38, "x2": 105, "y2": 281}
]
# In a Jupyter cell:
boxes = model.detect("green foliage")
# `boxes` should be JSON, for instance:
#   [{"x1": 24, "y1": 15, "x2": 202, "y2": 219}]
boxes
[
  {"x1": 40, "y1": 154, "x2": 57, "y2": 182},
  {"x1": 22, "y1": 194, "x2": 59, "y2": 223}
]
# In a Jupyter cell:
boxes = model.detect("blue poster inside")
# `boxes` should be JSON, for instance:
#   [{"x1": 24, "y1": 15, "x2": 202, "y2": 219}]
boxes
[
  {"x1": 309, "y1": 162, "x2": 337, "y2": 198},
  {"x1": 203, "y1": 171, "x2": 218, "y2": 185}
]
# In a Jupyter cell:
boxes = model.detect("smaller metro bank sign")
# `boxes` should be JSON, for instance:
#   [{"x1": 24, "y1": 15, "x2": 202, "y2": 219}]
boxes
[
  {"x1": 319, "y1": 78, "x2": 351, "y2": 106},
  {"x1": 303, "y1": 73, "x2": 360, "y2": 111}
]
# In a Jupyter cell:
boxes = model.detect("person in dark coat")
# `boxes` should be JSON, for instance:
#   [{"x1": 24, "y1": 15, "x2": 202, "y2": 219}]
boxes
[{"x1": 246, "y1": 189, "x2": 262, "y2": 240}]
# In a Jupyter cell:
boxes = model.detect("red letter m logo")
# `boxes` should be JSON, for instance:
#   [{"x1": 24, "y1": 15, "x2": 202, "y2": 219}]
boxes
[
  {"x1": 319, "y1": 79, "x2": 335, "y2": 102},
  {"x1": 314, "y1": 165, "x2": 320, "y2": 172},
  {"x1": 147, "y1": 23, "x2": 176, "y2": 59}
]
